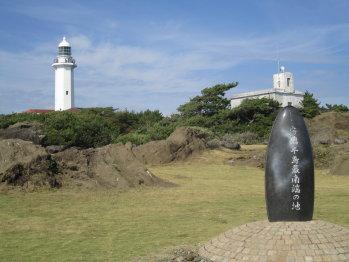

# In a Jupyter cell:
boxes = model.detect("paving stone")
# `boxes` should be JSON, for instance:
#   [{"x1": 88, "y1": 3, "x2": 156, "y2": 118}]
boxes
[{"x1": 198, "y1": 220, "x2": 349, "y2": 261}]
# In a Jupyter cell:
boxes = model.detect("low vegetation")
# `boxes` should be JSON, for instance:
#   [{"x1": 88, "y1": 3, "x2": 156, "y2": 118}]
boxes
[
  {"x1": 0, "y1": 108, "x2": 171, "y2": 148},
  {"x1": 0, "y1": 81, "x2": 346, "y2": 148},
  {"x1": 322, "y1": 103, "x2": 349, "y2": 113},
  {"x1": 0, "y1": 82, "x2": 279, "y2": 148}
]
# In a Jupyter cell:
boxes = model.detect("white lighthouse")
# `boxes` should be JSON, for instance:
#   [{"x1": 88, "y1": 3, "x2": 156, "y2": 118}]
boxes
[{"x1": 52, "y1": 37, "x2": 77, "y2": 111}]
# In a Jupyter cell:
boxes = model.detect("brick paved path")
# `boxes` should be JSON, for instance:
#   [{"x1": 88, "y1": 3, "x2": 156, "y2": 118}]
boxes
[{"x1": 199, "y1": 220, "x2": 349, "y2": 261}]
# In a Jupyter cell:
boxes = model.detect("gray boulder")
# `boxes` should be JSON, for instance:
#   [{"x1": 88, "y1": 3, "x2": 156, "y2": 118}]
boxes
[
  {"x1": 222, "y1": 141, "x2": 241, "y2": 150},
  {"x1": 334, "y1": 138, "x2": 347, "y2": 145},
  {"x1": 46, "y1": 145, "x2": 66, "y2": 154}
]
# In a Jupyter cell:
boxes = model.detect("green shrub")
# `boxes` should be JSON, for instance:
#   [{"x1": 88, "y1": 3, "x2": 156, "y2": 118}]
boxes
[
  {"x1": 43, "y1": 111, "x2": 119, "y2": 148},
  {"x1": 0, "y1": 108, "x2": 167, "y2": 148},
  {"x1": 146, "y1": 118, "x2": 178, "y2": 141},
  {"x1": 226, "y1": 98, "x2": 280, "y2": 138},
  {"x1": 114, "y1": 132, "x2": 152, "y2": 145}
]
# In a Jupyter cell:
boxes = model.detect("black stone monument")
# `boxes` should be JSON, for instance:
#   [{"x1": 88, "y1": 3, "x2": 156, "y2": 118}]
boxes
[{"x1": 265, "y1": 106, "x2": 314, "y2": 221}]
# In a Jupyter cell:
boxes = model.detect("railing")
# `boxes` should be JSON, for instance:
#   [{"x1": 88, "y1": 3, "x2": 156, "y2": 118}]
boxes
[{"x1": 53, "y1": 57, "x2": 75, "y2": 64}]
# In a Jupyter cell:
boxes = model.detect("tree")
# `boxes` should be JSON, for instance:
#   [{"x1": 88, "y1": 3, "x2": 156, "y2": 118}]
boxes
[
  {"x1": 177, "y1": 82, "x2": 238, "y2": 117},
  {"x1": 300, "y1": 91, "x2": 320, "y2": 118}
]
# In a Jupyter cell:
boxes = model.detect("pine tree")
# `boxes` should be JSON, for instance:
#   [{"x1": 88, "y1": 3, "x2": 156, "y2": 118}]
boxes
[
  {"x1": 177, "y1": 82, "x2": 238, "y2": 117},
  {"x1": 300, "y1": 91, "x2": 320, "y2": 118}
]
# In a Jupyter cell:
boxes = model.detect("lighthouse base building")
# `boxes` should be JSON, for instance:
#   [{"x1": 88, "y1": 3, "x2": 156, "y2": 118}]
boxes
[{"x1": 230, "y1": 67, "x2": 304, "y2": 108}]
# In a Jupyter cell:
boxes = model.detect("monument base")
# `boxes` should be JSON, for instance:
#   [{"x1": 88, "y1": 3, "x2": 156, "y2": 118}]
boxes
[{"x1": 199, "y1": 220, "x2": 349, "y2": 261}]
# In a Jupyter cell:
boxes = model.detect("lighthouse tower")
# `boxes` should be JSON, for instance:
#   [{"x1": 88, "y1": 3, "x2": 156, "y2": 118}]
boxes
[
  {"x1": 272, "y1": 66, "x2": 295, "y2": 93},
  {"x1": 52, "y1": 37, "x2": 77, "y2": 111}
]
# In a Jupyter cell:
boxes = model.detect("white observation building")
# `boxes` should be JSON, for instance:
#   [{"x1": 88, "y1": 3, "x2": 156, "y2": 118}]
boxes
[
  {"x1": 230, "y1": 66, "x2": 304, "y2": 108},
  {"x1": 52, "y1": 37, "x2": 77, "y2": 111}
]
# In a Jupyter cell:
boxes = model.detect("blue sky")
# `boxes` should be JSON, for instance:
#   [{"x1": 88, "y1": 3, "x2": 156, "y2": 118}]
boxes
[{"x1": 0, "y1": 0, "x2": 348, "y2": 114}]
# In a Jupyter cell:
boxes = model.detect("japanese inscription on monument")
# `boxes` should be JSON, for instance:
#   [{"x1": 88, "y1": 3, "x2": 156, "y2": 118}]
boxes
[
  {"x1": 265, "y1": 106, "x2": 314, "y2": 221},
  {"x1": 290, "y1": 126, "x2": 301, "y2": 211}
]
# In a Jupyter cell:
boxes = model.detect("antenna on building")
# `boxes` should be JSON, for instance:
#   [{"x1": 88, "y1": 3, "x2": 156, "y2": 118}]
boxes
[
  {"x1": 277, "y1": 45, "x2": 280, "y2": 73},
  {"x1": 276, "y1": 44, "x2": 281, "y2": 88}
]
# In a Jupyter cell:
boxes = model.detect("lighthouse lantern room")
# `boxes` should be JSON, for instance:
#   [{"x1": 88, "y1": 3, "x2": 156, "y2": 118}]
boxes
[{"x1": 52, "y1": 37, "x2": 77, "y2": 111}]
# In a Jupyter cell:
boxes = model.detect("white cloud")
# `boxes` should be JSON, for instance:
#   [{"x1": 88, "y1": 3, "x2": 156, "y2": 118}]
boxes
[
  {"x1": 8, "y1": 2, "x2": 93, "y2": 25},
  {"x1": 1, "y1": 22, "x2": 348, "y2": 114},
  {"x1": 70, "y1": 35, "x2": 92, "y2": 50}
]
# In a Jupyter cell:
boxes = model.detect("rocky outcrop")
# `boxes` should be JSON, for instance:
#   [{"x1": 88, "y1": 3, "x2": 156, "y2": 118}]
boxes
[
  {"x1": 53, "y1": 143, "x2": 172, "y2": 189},
  {"x1": 132, "y1": 127, "x2": 208, "y2": 165},
  {"x1": 0, "y1": 139, "x2": 59, "y2": 190},
  {"x1": 0, "y1": 139, "x2": 172, "y2": 191},
  {"x1": 0, "y1": 126, "x2": 212, "y2": 191}
]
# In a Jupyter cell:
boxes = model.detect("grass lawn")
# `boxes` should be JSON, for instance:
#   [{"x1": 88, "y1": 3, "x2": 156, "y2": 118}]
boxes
[{"x1": 0, "y1": 148, "x2": 348, "y2": 261}]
